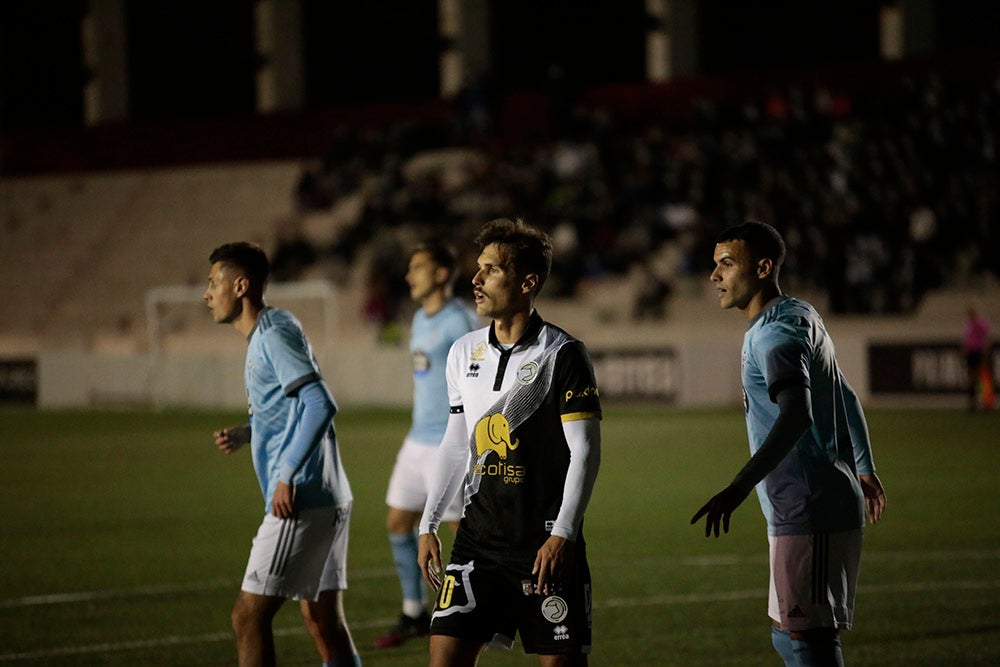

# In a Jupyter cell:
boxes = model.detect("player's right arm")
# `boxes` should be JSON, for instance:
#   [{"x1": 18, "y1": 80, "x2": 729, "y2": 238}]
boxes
[
  {"x1": 419, "y1": 409, "x2": 468, "y2": 590},
  {"x1": 419, "y1": 341, "x2": 469, "y2": 589},
  {"x1": 213, "y1": 424, "x2": 250, "y2": 454}
]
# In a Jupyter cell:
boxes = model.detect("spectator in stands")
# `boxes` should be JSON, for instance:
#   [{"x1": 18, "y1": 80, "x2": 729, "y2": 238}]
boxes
[{"x1": 286, "y1": 69, "x2": 1000, "y2": 322}]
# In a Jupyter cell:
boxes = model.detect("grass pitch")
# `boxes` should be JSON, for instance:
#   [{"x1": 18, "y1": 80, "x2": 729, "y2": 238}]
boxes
[{"x1": 0, "y1": 405, "x2": 998, "y2": 665}]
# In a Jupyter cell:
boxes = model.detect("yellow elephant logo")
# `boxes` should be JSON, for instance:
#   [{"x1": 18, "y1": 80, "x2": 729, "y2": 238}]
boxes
[{"x1": 475, "y1": 413, "x2": 520, "y2": 460}]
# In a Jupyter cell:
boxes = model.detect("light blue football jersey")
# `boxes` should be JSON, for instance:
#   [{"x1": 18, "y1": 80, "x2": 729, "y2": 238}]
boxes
[
  {"x1": 245, "y1": 307, "x2": 352, "y2": 512},
  {"x1": 408, "y1": 297, "x2": 479, "y2": 445},
  {"x1": 741, "y1": 296, "x2": 875, "y2": 536}
]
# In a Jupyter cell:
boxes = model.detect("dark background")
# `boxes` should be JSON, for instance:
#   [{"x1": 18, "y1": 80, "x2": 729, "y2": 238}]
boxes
[{"x1": 3, "y1": 0, "x2": 997, "y2": 131}]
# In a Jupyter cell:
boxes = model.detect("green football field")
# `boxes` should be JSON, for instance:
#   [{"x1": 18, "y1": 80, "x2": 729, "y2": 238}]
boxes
[{"x1": 0, "y1": 405, "x2": 997, "y2": 666}]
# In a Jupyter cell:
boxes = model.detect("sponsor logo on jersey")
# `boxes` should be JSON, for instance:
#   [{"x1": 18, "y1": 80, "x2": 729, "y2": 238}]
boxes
[
  {"x1": 541, "y1": 596, "x2": 569, "y2": 623},
  {"x1": 474, "y1": 413, "x2": 525, "y2": 484},
  {"x1": 564, "y1": 385, "x2": 599, "y2": 402},
  {"x1": 467, "y1": 362, "x2": 480, "y2": 378},
  {"x1": 475, "y1": 413, "x2": 519, "y2": 459}
]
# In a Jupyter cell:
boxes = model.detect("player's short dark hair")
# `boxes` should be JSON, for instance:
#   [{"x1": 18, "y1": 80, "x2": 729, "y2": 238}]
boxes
[
  {"x1": 411, "y1": 239, "x2": 458, "y2": 279},
  {"x1": 716, "y1": 221, "x2": 786, "y2": 269},
  {"x1": 209, "y1": 242, "x2": 270, "y2": 292},
  {"x1": 474, "y1": 217, "x2": 553, "y2": 293}
]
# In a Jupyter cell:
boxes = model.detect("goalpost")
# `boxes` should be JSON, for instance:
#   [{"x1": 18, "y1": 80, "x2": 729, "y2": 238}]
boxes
[
  {"x1": 142, "y1": 280, "x2": 342, "y2": 408},
  {"x1": 145, "y1": 280, "x2": 341, "y2": 353}
]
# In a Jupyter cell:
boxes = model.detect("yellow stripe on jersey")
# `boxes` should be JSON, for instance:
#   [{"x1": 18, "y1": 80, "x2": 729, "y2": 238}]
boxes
[{"x1": 561, "y1": 411, "x2": 602, "y2": 423}]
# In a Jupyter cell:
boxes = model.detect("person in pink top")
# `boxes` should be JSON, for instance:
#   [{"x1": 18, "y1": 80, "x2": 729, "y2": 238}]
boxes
[{"x1": 963, "y1": 305, "x2": 993, "y2": 411}]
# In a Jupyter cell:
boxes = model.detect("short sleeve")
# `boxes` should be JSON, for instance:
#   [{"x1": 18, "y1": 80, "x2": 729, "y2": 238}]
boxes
[
  {"x1": 265, "y1": 323, "x2": 321, "y2": 396},
  {"x1": 756, "y1": 320, "x2": 811, "y2": 402},
  {"x1": 556, "y1": 341, "x2": 602, "y2": 422}
]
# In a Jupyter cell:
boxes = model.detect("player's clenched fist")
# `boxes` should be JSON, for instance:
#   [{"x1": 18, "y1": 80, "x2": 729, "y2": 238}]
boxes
[{"x1": 214, "y1": 425, "x2": 250, "y2": 454}]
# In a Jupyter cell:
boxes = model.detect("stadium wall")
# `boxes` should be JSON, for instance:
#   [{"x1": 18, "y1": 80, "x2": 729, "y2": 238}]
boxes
[{"x1": 30, "y1": 314, "x2": 996, "y2": 411}]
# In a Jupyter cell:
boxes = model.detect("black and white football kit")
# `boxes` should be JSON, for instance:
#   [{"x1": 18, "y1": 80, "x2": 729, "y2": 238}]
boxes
[{"x1": 420, "y1": 311, "x2": 602, "y2": 654}]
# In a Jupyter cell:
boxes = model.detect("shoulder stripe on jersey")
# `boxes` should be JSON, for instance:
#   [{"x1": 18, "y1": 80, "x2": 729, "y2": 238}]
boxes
[
  {"x1": 450, "y1": 405, "x2": 464, "y2": 414},
  {"x1": 285, "y1": 372, "x2": 321, "y2": 397},
  {"x1": 561, "y1": 411, "x2": 602, "y2": 423}
]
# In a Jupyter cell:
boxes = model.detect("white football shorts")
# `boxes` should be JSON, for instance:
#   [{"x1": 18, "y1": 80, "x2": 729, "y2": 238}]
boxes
[
  {"x1": 386, "y1": 437, "x2": 464, "y2": 521},
  {"x1": 768, "y1": 528, "x2": 863, "y2": 632},
  {"x1": 241, "y1": 502, "x2": 351, "y2": 601}
]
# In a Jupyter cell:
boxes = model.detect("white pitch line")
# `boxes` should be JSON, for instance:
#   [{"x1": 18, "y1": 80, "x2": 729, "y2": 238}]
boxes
[
  {"x1": 0, "y1": 567, "x2": 397, "y2": 609},
  {"x1": 2, "y1": 550, "x2": 997, "y2": 611},
  {"x1": 601, "y1": 578, "x2": 1000, "y2": 609},
  {"x1": 0, "y1": 619, "x2": 391, "y2": 662},
  {"x1": 2, "y1": 579, "x2": 999, "y2": 662}
]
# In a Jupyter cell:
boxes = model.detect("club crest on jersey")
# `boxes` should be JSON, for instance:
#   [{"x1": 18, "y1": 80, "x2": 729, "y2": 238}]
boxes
[
  {"x1": 413, "y1": 350, "x2": 430, "y2": 375},
  {"x1": 470, "y1": 341, "x2": 488, "y2": 362},
  {"x1": 541, "y1": 596, "x2": 569, "y2": 623},
  {"x1": 517, "y1": 361, "x2": 539, "y2": 385}
]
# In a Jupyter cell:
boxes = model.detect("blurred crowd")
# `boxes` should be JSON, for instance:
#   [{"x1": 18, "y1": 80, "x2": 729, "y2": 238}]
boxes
[{"x1": 270, "y1": 69, "x2": 1000, "y2": 328}]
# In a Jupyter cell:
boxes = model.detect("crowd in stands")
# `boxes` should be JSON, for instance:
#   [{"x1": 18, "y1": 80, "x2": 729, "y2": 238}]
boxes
[{"x1": 271, "y1": 67, "x2": 1000, "y2": 330}]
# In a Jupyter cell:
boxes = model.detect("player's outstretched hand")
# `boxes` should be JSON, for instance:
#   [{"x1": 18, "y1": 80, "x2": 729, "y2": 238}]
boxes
[
  {"x1": 213, "y1": 425, "x2": 250, "y2": 454},
  {"x1": 859, "y1": 473, "x2": 886, "y2": 524},
  {"x1": 418, "y1": 532, "x2": 444, "y2": 591},
  {"x1": 690, "y1": 483, "x2": 750, "y2": 537}
]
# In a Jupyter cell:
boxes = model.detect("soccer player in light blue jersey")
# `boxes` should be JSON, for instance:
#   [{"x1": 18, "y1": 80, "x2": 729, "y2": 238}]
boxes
[
  {"x1": 204, "y1": 242, "x2": 362, "y2": 667},
  {"x1": 374, "y1": 240, "x2": 480, "y2": 649},
  {"x1": 691, "y1": 222, "x2": 887, "y2": 667}
]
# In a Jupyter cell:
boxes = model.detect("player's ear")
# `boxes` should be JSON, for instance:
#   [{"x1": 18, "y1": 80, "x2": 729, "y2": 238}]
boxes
[
  {"x1": 233, "y1": 275, "x2": 249, "y2": 298},
  {"x1": 521, "y1": 273, "x2": 538, "y2": 295},
  {"x1": 435, "y1": 265, "x2": 450, "y2": 286},
  {"x1": 756, "y1": 258, "x2": 774, "y2": 280}
]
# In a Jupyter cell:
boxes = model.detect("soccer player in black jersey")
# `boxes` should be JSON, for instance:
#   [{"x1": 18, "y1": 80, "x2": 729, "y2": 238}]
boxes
[{"x1": 418, "y1": 218, "x2": 602, "y2": 667}]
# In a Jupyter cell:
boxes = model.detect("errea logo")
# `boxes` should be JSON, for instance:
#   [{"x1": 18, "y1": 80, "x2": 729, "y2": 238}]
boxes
[{"x1": 467, "y1": 363, "x2": 481, "y2": 378}]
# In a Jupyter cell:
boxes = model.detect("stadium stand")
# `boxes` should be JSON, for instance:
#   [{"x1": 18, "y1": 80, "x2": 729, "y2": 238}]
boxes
[{"x1": 2, "y1": 57, "x2": 998, "y2": 357}]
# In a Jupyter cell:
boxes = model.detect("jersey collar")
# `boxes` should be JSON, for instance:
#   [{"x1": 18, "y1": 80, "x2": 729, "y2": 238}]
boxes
[
  {"x1": 247, "y1": 306, "x2": 274, "y2": 341},
  {"x1": 747, "y1": 295, "x2": 788, "y2": 329},
  {"x1": 488, "y1": 309, "x2": 544, "y2": 352}
]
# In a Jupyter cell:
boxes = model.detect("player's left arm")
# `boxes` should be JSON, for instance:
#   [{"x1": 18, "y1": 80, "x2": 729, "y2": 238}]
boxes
[
  {"x1": 841, "y1": 372, "x2": 886, "y2": 523},
  {"x1": 271, "y1": 380, "x2": 335, "y2": 518},
  {"x1": 535, "y1": 343, "x2": 602, "y2": 594},
  {"x1": 534, "y1": 415, "x2": 601, "y2": 594},
  {"x1": 267, "y1": 323, "x2": 334, "y2": 518}
]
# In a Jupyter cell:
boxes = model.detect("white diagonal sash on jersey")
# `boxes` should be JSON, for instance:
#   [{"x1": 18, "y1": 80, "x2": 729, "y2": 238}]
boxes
[{"x1": 464, "y1": 329, "x2": 572, "y2": 498}]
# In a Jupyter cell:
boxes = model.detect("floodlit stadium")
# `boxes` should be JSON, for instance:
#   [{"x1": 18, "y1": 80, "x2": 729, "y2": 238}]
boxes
[{"x1": 1, "y1": 2, "x2": 998, "y2": 665}]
